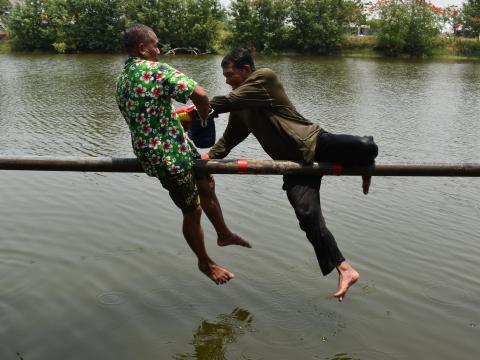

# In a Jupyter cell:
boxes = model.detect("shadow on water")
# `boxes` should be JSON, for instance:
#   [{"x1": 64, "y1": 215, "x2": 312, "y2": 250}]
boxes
[{"x1": 173, "y1": 308, "x2": 254, "y2": 360}]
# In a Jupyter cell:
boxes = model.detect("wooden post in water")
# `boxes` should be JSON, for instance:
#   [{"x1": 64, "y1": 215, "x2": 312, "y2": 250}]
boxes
[{"x1": 0, "y1": 156, "x2": 480, "y2": 176}]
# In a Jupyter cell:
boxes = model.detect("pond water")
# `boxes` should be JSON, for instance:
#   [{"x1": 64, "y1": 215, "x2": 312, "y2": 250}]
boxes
[{"x1": 0, "y1": 53, "x2": 479, "y2": 360}]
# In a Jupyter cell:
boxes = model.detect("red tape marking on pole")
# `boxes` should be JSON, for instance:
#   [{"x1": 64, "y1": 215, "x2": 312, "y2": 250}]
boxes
[
  {"x1": 332, "y1": 162, "x2": 342, "y2": 176},
  {"x1": 237, "y1": 159, "x2": 248, "y2": 174}
]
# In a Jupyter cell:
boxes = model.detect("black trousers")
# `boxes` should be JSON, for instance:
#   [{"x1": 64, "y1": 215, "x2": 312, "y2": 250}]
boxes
[{"x1": 283, "y1": 132, "x2": 378, "y2": 275}]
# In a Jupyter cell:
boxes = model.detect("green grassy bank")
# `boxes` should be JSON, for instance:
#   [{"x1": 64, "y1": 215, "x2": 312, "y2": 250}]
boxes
[
  {"x1": 1, "y1": 34, "x2": 479, "y2": 60},
  {"x1": 343, "y1": 35, "x2": 480, "y2": 60}
]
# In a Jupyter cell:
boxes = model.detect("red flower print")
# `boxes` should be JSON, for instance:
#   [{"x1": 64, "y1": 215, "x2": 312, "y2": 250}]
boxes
[
  {"x1": 135, "y1": 139, "x2": 145, "y2": 148},
  {"x1": 127, "y1": 99, "x2": 134, "y2": 110},
  {"x1": 151, "y1": 87, "x2": 161, "y2": 97},
  {"x1": 135, "y1": 85, "x2": 145, "y2": 97},
  {"x1": 147, "y1": 106, "x2": 157, "y2": 115},
  {"x1": 170, "y1": 165, "x2": 179, "y2": 174},
  {"x1": 180, "y1": 143, "x2": 188, "y2": 155},
  {"x1": 135, "y1": 113, "x2": 145, "y2": 123},
  {"x1": 150, "y1": 154, "x2": 161, "y2": 165},
  {"x1": 141, "y1": 71, "x2": 153, "y2": 83},
  {"x1": 169, "y1": 126, "x2": 178, "y2": 137},
  {"x1": 149, "y1": 137, "x2": 160, "y2": 148},
  {"x1": 160, "y1": 118, "x2": 169, "y2": 127},
  {"x1": 163, "y1": 141, "x2": 172, "y2": 152},
  {"x1": 155, "y1": 73, "x2": 164, "y2": 81},
  {"x1": 177, "y1": 81, "x2": 187, "y2": 91},
  {"x1": 142, "y1": 125, "x2": 152, "y2": 135}
]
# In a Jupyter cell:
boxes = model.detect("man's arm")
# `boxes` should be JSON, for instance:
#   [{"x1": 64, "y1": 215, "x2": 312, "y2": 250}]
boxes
[
  {"x1": 190, "y1": 85, "x2": 209, "y2": 121},
  {"x1": 210, "y1": 74, "x2": 272, "y2": 114},
  {"x1": 207, "y1": 113, "x2": 250, "y2": 159}
]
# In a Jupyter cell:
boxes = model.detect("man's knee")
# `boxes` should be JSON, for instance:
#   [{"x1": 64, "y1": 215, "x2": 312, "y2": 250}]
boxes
[
  {"x1": 294, "y1": 202, "x2": 319, "y2": 230},
  {"x1": 359, "y1": 136, "x2": 378, "y2": 161},
  {"x1": 183, "y1": 205, "x2": 202, "y2": 221},
  {"x1": 196, "y1": 174, "x2": 215, "y2": 197},
  {"x1": 286, "y1": 189, "x2": 319, "y2": 229}
]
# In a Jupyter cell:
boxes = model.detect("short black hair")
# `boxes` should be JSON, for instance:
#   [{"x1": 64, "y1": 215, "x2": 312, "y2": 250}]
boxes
[
  {"x1": 124, "y1": 24, "x2": 154, "y2": 53},
  {"x1": 221, "y1": 48, "x2": 256, "y2": 70}
]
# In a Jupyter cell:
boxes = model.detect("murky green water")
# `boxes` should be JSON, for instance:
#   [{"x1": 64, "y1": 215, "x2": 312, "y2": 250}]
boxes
[{"x1": 1, "y1": 53, "x2": 479, "y2": 360}]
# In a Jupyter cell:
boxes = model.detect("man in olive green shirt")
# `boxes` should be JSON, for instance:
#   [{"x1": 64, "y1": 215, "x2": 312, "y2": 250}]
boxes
[{"x1": 206, "y1": 48, "x2": 378, "y2": 301}]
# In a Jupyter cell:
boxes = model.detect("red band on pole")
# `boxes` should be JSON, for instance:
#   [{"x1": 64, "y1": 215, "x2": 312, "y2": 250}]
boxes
[
  {"x1": 237, "y1": 160, "x2": 248, "y2": 174},
  {"x1": 332, "y1": 162, "x2": 342, "y2": 176}
]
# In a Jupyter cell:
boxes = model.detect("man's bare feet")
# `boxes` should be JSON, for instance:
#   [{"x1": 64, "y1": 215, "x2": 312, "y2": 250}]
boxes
[
  {"x1": 362, "y1": 175, "x2": 371, "y2": 195},
  {"x1": 198, "y1": 261, "x2": 235, "y2": 285},
  {"x1": 334, "y1": 261, "x2": 360, "y2": 302},
  {"x1": 217, "y1": 233, "x2": 252, "y2": 248}
]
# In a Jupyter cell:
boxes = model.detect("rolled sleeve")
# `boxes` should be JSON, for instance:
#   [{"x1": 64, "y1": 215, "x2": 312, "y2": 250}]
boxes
[{"x1": 210, "y1": 77, "x2": 272, "y2": 113}]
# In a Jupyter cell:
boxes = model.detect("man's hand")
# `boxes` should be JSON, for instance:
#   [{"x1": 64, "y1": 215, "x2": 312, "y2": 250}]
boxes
[{"x1": 207, "y1": 109, "x2": 219, "y2": 122}]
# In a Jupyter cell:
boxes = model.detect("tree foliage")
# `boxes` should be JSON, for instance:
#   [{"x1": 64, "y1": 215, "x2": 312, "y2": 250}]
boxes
[
  {"x1": 124, "y1": 0, "x2": 225, "y2": 52},
  {"x1": 227, "y1": 0, "x2": 360, "y2": 53},
  {"x1": 462, "y1": 0, "x2": 480, "y2": 38},
  {"x1": 7, "y1": 0, "x2": 57, "y2": 50},
  {"x1": 0, "y1": 0, "x2": 11, "y2": 17},
  {"x1": 7, "y1": 0, "x2": 224, "y2": 52},
  {"x1": 228, "y1": 0, "x2": 290, "y2": 51},
  {"x1": 376, "y1": 0, "x2": 441, "y2": 57},
  {"x1": 289, "y1": 0, "x2": 361, "y2": 53},
  {"x1": 4, "y1": 0, "x2": 477, "y2": 55}
]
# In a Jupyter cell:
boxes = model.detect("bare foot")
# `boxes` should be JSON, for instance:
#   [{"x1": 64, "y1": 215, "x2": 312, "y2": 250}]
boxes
[
  {"x1": 198, "y1": 261, "x2": 235, "y2": 285},
  {"x1": 217, "y1": 233, "x2": 252, "y2": 248},
  {"x1": 362, "y1": 175, "x2": 371, "y2": 195},
  {"x1": 334, "y1": 261, "x2": 360, "y2": 302}
]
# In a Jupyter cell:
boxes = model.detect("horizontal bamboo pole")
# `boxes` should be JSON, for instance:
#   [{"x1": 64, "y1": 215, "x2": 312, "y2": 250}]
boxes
[{"x1": 0, "y1": 156, "x2": 479, "y2": 176}]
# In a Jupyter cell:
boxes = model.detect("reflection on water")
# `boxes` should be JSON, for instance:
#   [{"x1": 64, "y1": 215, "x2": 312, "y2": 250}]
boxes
[
  {"x1": 174, "y1": 308, "x2": 254, "y2": 360},
  {"x1": 326, "y1": 354, "x2": 359, "y2": 360}
]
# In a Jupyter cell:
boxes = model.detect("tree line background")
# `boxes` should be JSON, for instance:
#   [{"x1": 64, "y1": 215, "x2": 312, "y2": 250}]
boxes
[{"x1": 0, "y1": 0, "x2": 479, "y2": 57}]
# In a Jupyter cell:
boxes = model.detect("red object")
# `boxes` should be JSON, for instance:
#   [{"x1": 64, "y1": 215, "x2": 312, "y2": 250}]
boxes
[
  {"x1": 332, "y1": 162, "x2": 342, "y2": 176},
  {"x1": 237, "y1": 159, "x2": 248, "y2": 174},
  {"x1": 173, "y1": 105, "x2": 196, "y2": 130},
  {"x1": 173, "y1": 105, "x2": 196, "y2": 116},
  {"x1": 201, "y1": 153, "x2": 210, "y2": 160}
]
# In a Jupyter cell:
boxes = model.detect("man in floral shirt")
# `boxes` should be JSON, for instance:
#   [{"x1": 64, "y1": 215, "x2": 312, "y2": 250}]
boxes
[{"x1": 115, "y1": 24, "x2": 250, "y2": 285}]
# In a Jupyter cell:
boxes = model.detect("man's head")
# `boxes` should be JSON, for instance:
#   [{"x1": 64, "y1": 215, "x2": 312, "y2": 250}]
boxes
[
  {"x1": 124, "y1": 24, "x2": 159, "y2": 61},
  {"x1": 221, "y1": 48, "x2": 256, "y2": 90}
]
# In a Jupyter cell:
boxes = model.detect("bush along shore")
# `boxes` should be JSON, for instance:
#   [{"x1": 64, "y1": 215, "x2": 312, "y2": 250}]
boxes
[{"x1": 0, "y1": 0, "x2": 479, "y2": 59}]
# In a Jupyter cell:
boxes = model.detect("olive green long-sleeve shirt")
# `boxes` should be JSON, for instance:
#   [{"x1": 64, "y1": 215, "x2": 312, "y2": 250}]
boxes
[{"x1": 208, "y1": 68, "x2": 322, "y2": 164}]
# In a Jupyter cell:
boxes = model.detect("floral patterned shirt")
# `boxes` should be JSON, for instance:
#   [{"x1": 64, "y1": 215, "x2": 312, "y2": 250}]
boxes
[{"x1": 115, "y1": 56, "x2": 197, "y2": 178}]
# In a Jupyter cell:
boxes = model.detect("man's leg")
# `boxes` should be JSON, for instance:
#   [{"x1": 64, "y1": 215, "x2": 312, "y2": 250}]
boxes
[
  {"x1": 182, "y1": 205, "x2": 235, "y2": 285},
  {"x1": 196, "y1": 173, "x2": 251, "y2": 248},
  {"x1": 316, "y1": 132, "x2": 378, "y2": 194},
  {"x1": 161, "y1": 170, "x2": 234, "y2": 284},
  {"x1": 283, "y1": 175, "x2": 359, "y2": 301}
]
